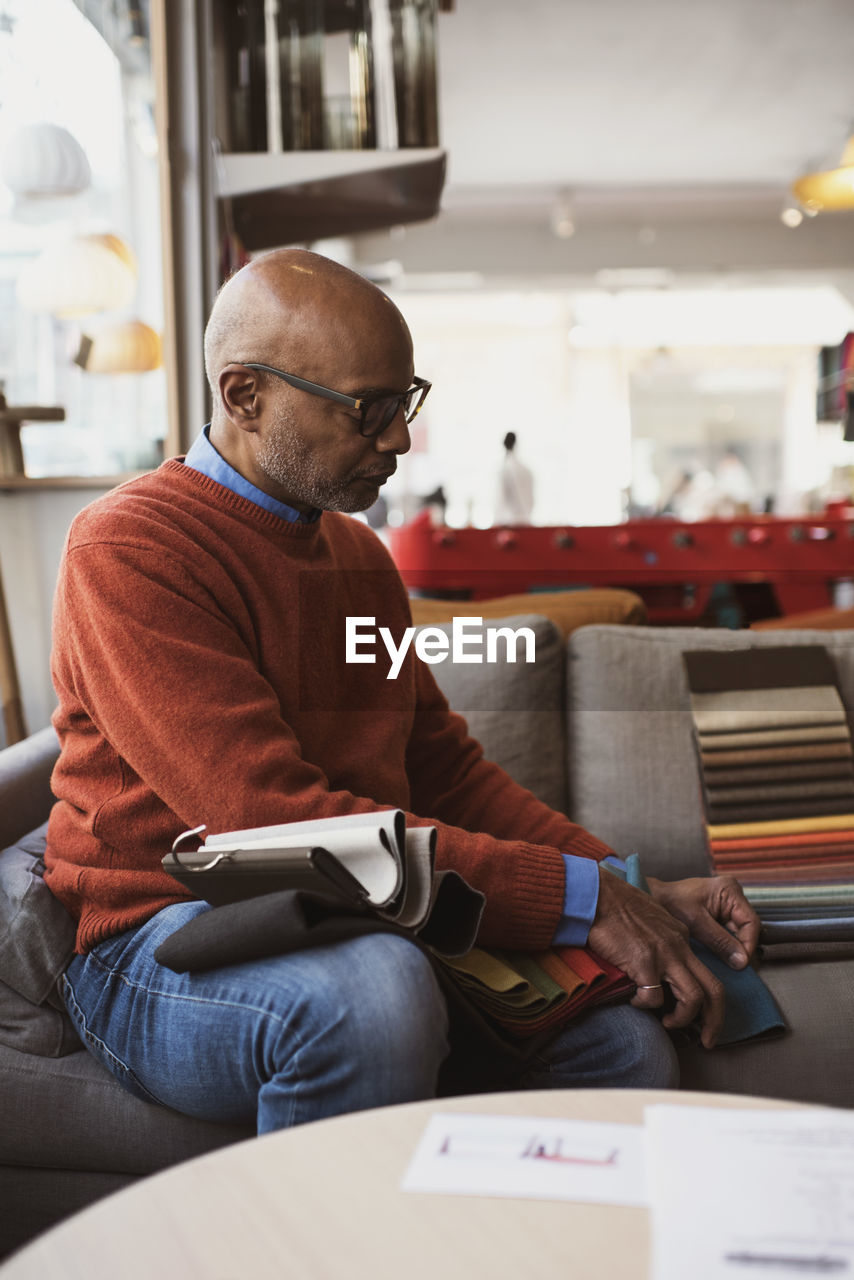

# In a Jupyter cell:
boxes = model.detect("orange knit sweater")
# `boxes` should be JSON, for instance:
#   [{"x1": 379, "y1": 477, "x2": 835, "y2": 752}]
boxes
[{"x1": 45, "y1": 460, "x2": 612, "y2": 954}]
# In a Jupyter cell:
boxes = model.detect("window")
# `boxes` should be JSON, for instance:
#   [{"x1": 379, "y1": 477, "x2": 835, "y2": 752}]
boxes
[{"x1": 0, "y1": 0, "x2": 166, "y2": 480}]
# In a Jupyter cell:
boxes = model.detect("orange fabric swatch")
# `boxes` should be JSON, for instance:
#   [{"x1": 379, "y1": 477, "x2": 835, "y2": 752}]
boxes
[{"x1": 710, "y1": 828, "x2": 854, "y2": 853}]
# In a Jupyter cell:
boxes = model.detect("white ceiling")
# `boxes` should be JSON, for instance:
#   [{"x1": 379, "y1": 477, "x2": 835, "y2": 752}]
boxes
[
  {"x1": 437, "y1": 0, "x2": 854, "y2": 192},
  {"x1": 356, "y1": 0, "x2": 854, "y2": 294}
]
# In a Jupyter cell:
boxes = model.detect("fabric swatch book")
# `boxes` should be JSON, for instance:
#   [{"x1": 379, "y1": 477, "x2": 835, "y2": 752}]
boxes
[
  {"x1": 159, "y1": 813, "x2": 641, "y2": 1038},
  {"x1": 683, "y1": 645, "x2": 854, "y2": 952},
  {"x1": 159, "y1": 810, "x2": 485, "y2": 964}
]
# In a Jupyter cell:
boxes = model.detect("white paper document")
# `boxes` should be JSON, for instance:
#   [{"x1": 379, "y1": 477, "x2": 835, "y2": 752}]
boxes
[
  {"x1": 646, "y1": 1104, "x2": 854, "y2": 1280},
  {"x1": 401, "y1": 1112, "x2": 646, "y2": 1206}
]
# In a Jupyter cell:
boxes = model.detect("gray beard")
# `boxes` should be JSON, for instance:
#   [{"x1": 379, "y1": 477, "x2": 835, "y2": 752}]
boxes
[{"x1": 255, "y1": 405, "x2": 371, "y2": 513}]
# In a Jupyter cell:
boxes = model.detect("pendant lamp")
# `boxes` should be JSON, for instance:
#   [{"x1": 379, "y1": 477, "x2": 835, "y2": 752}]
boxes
[
  {"x1": 76, "y1": 320, "x2": 162, "y2": 374},
  {"x1": 16, "y1": 233, "x2": 137, "y2": 317},
  {"x1": 792, "y1": 136, "x2": 854, "y2": 212},
  {"x1": 0, "y1": 122, "x2": 91, "y2": 198}
]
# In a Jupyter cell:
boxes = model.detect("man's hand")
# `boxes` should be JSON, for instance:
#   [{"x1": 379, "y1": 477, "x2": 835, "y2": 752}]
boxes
[
  {"x1": 587, "y1": 869, "x2": 726, "y2": 1049},
  {"x1": 646, "y1": 875, "x2": 760, "y2": 972}
]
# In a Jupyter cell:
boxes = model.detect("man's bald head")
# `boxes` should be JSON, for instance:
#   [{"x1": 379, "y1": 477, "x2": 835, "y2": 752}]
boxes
[
  {"x1": 201, "y1": 248, "x2": 417, "y2": 514},
  {"x1": 203, "y1": 248, "x2": 411, "y2": 415}
]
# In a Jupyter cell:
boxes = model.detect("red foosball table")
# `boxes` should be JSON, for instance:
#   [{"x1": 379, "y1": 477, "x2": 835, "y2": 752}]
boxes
[{"x1": 388, "y1": 511, "x2": 854, "y2": 625}]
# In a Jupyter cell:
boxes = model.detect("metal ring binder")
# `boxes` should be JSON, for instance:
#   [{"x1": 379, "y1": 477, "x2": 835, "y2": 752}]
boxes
[{"x1": 170, "y1": 825, "x2": 234, "y2": 873}]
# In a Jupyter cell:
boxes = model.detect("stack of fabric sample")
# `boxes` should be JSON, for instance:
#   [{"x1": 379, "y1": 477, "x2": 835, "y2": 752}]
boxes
[
  {"x1": 440, "y1": 944, "x2": 633, "y2": 1039},
  {"x1": 684, "y1": 646, "x2": 854, "y2": 943},
  {"x1": 439, "y1": 852, "x2": 784, "y2": 1046}
]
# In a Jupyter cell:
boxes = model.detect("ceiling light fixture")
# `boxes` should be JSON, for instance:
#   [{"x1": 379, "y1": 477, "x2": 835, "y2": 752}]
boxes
[
  {"x1": 792, "y1": 135, "x2": 854, "y2": 212},
  {"x1": 17, "y1": 233, "x2": 137, "y2": 317},
  {"x1": 75, "y1": 320, "x2": 162, "y2": 374},
  {"x1": 550, "y1": 192, "x2": 576, "y2": 239},
  {"x1": 780, "y1": 204, "x2": 804, "y2": 228},
  {"x1": 0, "y1": 122, "x2": 91, "y2": 199}
]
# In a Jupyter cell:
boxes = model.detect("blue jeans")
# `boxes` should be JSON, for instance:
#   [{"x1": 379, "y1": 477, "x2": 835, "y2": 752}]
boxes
[{"x1": 61, "y1": 902, "x2": 678, "y2": 1134}]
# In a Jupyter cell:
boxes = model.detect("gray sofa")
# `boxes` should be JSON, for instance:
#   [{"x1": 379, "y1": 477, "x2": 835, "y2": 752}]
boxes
[
  {"x1": 0, "y1": 730, "x2": 253, "y2": 1259},
  {"x1": 3, "y1": 618, "x2": 854, "y2": 1258}
]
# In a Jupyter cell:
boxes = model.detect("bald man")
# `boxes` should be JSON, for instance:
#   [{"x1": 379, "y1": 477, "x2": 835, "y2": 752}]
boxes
[{"x1": 47, "y1": 250, "x2": 758, "y2": 1133}]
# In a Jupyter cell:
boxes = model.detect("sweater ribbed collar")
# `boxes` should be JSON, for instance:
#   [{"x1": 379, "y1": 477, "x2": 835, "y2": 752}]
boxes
[{"x1": 161, "y1": 458, "x2": 324, "y2": 538}]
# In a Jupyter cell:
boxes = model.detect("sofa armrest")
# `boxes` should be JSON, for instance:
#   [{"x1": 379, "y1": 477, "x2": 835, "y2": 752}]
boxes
[{"x1": 0, "y1": 727, "x2": 59, "y2": 849}]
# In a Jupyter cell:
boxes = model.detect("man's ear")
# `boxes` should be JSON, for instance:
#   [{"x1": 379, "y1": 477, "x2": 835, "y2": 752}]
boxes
[{"x1": 218, "y1": 364, "x2": 262, "y2": 430}]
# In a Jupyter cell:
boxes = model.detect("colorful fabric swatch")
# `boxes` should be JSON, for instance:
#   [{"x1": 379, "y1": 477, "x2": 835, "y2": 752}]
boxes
[
  {"x1": 684, "y1": 646, "x2": 854, "y2": 946},
  {"x1": 437, "y1": 856, "x2": 784, "y2": 1046},
  {"x1": 439, "y1": 944, "x2": 633, "y2": 1038}
]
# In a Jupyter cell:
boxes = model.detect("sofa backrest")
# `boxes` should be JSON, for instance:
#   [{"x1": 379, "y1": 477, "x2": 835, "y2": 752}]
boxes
[
  {"x1": 412, "y1": 588, "x2": 648, "y2": 815},
  {"x1": 420, "y1": 613, "x2": 569, "y2": 813},
  {"x1": 566, "y1": 625, "x2": 854, "y2": 879}
]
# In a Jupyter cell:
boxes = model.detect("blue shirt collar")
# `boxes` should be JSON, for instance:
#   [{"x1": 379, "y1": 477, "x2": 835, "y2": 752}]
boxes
[{"x1": 183, "y1": 426, "x2": 320, "y2": 523}]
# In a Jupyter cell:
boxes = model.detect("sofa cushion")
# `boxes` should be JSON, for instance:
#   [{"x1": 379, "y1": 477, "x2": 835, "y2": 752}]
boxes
[
  {"x1": 566, "y1": 626, "x2": 854, "y2": 880},
  {"x1": 0, "y1": 1039, "x2": 252, "y2": 1174},
  {"x1": 421, "y1": 614, "x2": 568, "y2": 813},
  {"x1": 0, "y1": 975, "x2": 79, "y2": 1059},
  {"x1": 0, "y1": 823, "x2": 79, "y2": 1056},
  {"x1": 676, "y1": 956, "x2": 854, "y2": 1108},
  {"x1": 410, "y1": 588, "x2": 647, "y2": 637},
  {"x1": 752, "y1": 605, "x2": 854, "y2": 631}
]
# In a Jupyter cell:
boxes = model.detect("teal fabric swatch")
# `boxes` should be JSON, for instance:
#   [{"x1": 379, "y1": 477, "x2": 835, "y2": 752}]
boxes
[{"x1": 608, "y1": 854, "x2": 787, "y2": 1046}]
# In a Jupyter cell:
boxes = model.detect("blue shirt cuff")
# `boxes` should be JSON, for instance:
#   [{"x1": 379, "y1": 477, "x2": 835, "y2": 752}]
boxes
[{"x1": 552, "y1": 854, "x2": 602, "y2": 947}]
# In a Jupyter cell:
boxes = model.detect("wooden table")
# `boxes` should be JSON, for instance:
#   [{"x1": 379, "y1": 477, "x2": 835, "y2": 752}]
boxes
[{"x1": 1, "y1": 1089, "x2": 802, "y2": 1280}]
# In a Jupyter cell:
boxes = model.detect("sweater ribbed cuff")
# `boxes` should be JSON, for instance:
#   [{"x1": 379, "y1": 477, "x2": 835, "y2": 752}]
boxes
[{"x1": 504, "y1": 842, "x2": 569, "y2": 951}]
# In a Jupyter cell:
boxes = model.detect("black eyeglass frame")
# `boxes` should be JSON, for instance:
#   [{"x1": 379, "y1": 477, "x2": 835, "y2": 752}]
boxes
[{"x1": 242, "y1": 362, "x2": 431, "y2": 438}]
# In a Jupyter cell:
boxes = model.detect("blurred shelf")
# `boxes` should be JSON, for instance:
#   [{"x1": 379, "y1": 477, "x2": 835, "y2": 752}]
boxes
[
  {"x1": 218, "y1": 148, "x2": 444, "y2": 196},
  {"x1": 217, "y1": 148, "x2": 446, "y2": 249}
]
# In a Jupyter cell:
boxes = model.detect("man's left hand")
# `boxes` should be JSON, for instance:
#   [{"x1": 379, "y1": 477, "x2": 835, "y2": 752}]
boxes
[{"x1": 645, "y1": 875, "x2": 760, "y2": 970}]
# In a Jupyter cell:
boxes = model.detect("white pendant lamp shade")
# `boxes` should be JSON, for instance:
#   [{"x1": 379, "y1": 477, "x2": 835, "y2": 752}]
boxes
[
  {"x1": 81, "y1": 320, "x2": 162, "y2": 373},
  {"x1": 16, "y1": 233, "x2": 137, "y2": 317},
  {"x1": 0, "y1": 123, "x2": 91, "y2": 198}
]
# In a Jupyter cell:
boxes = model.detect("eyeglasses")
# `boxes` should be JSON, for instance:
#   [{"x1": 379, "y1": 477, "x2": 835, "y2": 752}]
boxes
[{"x1": 243, "y1": 363, "x2": 431, "y2": 439}]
